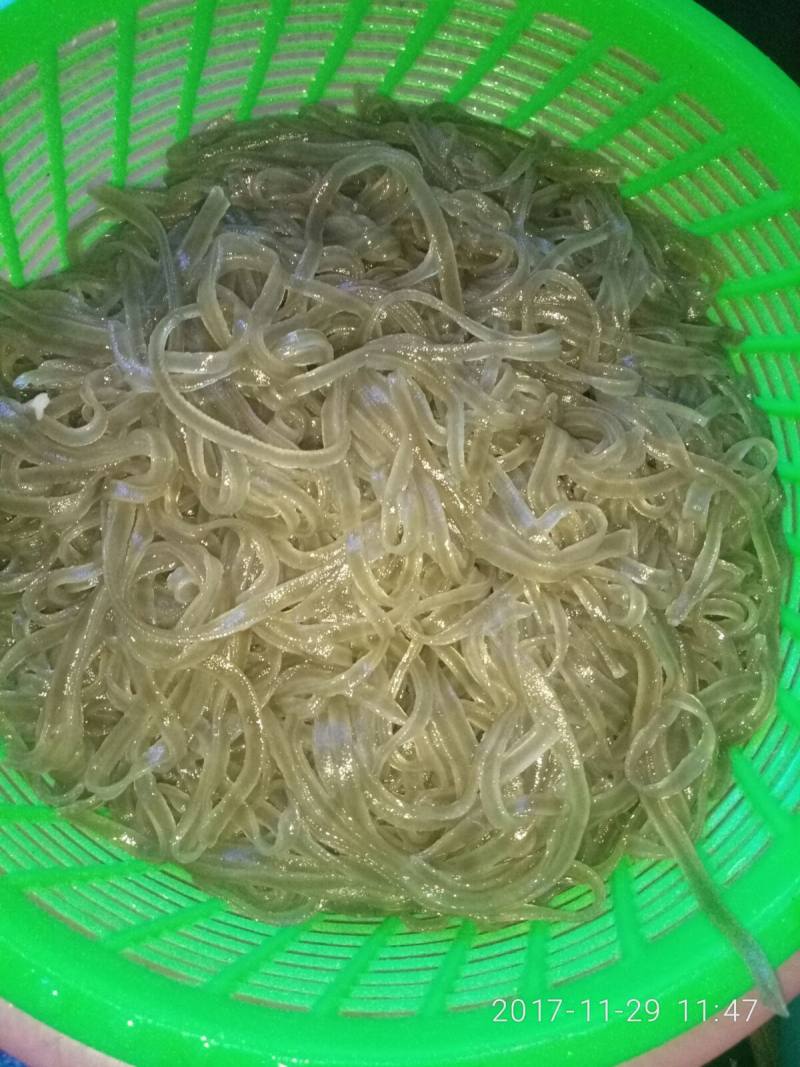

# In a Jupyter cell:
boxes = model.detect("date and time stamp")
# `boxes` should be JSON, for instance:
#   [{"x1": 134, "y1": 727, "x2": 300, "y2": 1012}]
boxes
[{"x1": 491, "y1": 996, "x2": 761, "y2": 1026}]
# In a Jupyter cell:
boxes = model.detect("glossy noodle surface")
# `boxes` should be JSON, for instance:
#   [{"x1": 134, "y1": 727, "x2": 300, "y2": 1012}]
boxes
[{"x1": 0, "y1": 99, "x2": 781, "y2": 940}]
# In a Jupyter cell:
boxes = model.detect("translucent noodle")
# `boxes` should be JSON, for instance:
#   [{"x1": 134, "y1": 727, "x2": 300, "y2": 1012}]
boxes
[{"x1": 0, "y1": 96, "x2": 784, "y2": 1005}]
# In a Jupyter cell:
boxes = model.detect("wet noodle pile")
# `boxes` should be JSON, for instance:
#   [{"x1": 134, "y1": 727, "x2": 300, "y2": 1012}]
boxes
[{"x1": 0, "y1": 99, "x2": 782, "y2": 956}]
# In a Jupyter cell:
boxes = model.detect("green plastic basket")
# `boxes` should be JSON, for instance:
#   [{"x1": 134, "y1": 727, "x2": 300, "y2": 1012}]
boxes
[{"x1": 1, "y1": 1, "x2": 800, "y2": 1064}]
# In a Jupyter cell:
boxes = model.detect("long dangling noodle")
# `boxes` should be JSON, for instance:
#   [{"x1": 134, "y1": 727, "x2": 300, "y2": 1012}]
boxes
[{"x1": 0, "y1": 95, "x2": 784, "y2": 1004}]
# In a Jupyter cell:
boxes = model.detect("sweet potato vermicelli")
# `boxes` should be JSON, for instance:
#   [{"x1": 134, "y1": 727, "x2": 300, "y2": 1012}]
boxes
[{"x1": 0, "y1": 96, "x2": 784, "y2": 1002}]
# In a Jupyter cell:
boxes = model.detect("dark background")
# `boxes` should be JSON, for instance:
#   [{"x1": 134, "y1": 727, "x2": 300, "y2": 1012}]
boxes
[{"x1": 700, "y1": 0, "x2": 800, "y2": 82}]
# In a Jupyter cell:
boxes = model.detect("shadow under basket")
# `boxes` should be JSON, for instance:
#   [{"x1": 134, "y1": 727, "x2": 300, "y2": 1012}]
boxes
[{"x1": 1, "y1": 1, "x2": 800, "y2": 1065}]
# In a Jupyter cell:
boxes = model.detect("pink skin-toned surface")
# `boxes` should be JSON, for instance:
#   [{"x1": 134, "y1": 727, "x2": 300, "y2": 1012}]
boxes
[{"x1": 1, "y1": 952, "x2": 798, "y2": 1067}]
